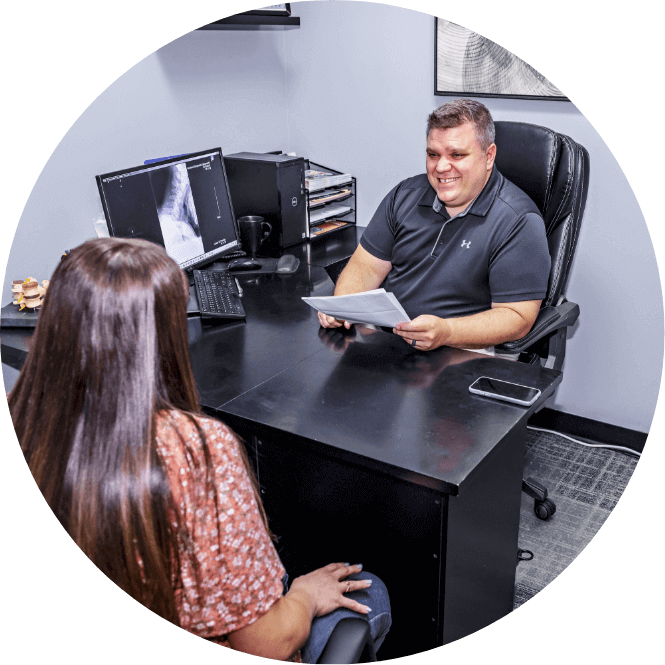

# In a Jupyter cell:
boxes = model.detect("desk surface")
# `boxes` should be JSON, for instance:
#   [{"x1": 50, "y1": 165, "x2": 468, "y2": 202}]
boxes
[
  {"x1": 219, "y1": 333, "x2": 560, "y2": 494},
  {"x1": 190, "y1": 233, "x2": 562, "y2": 495},
  {"x1": 2, "y1": 228, "x2": 561, "y2": 496}
]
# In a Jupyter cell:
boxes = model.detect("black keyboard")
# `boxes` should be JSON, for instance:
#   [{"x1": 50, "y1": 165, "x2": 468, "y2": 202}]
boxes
[{"x1": 193, "y1": 270, "x2": 245, "y2": 320}]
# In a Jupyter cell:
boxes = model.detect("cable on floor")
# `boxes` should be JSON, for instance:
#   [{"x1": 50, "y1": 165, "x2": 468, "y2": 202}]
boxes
[{"x1": 526, "y1": 425, "x2": 641, "y2": 458}]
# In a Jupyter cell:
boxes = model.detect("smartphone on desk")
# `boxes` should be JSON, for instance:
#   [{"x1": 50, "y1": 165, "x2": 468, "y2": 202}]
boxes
[{"x1": 468, "y1": 376, "x2": 541, "y2": 407}]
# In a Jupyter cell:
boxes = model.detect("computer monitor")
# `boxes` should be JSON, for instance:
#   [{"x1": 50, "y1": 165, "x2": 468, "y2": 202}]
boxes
[{"x1": 96, "y1": 148, "x2": 240, "y2": 271}]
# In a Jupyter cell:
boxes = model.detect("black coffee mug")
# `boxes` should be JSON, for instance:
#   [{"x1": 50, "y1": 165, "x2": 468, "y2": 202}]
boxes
[{"x1": 238, "y1": 216, "x2": 272, "y2": 257}]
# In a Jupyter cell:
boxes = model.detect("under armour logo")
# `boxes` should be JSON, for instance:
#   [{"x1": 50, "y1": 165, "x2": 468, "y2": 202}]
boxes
[
  {"x1": 461, "y1": 240, "x2": 471, "y2": 249},
  {"x1": 292, "y1": 197, "x2": 298, "y2": 207}
]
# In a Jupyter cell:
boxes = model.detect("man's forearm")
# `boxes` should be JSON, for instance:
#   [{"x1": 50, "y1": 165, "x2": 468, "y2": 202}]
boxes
[
  {"x1": 394, "y1": 302, "x2": 539, "y2": 351},
  {"x1": 334, "y1": 262, "x2": 380, "y2": 296},
  {"x1": 333, "y1": 246, "x2": 392, "y2": 296},
  {"x1": 443, "y1": 306, "x2": 532, "y2": 348}
]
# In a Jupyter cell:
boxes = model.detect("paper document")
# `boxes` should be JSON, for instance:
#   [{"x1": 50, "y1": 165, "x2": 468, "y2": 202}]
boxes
[
  {"x1": 302, "y1": 289, "x2": 411, "y2": 328},
  {"x1": 309, "y1": 205, "x2": 353, "y2": 224}
]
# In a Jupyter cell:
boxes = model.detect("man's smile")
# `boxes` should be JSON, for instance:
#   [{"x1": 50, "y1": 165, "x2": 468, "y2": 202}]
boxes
[{"x1": 426, "y1": 124, "x2": 495, "y2": 216}]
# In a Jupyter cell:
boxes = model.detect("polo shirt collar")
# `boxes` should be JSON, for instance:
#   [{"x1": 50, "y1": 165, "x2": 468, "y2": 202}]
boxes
[{"x1": 418, "y1": 167, "x2": 503, "y2": 218}]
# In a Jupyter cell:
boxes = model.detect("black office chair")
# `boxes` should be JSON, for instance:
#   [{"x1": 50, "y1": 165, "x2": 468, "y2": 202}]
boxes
[
  {"x1": 492, "y1": 121, "x2": 589, "y2": 371},
  {"x1": 492, "y1": 122, "x2": 589, "y2": 521},
  {"x1": 324, "y1": 121, "x2": 590, "y2": 522}
]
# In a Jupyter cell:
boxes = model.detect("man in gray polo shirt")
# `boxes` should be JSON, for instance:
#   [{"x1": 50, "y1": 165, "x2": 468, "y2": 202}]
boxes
[{"x1": 318, "y1": 99, "x2": 550, "y2": 352}]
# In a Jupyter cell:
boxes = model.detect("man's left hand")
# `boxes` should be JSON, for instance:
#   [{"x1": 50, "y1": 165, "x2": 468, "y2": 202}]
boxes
[{"x1": 393, "y1": 315, "x2": 451, "y2": 351}]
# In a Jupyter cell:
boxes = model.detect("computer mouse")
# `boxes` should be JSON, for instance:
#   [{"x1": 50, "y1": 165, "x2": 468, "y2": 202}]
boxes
[
  {"x1": 228, "y1": 258, "x2": 262, "y2": 271},
  {"x1": 276, "y1": 254, "x2": 299, "y2": 273}
]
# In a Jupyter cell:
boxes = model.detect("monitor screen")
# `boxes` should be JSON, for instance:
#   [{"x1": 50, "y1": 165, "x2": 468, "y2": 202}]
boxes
[{"x1": 96, "y1": 148, "x2": 240, "y2": 270}]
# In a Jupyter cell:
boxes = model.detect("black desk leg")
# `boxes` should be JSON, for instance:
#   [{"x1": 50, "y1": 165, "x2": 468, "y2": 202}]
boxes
[{"x1": 441, "y1": 423, "x2": 526, "y2": 644}]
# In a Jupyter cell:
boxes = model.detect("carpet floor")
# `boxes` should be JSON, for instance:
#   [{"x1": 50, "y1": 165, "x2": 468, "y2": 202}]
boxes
[{"x1": 514, "y1": 428, "x2": 639, "y2": 609}]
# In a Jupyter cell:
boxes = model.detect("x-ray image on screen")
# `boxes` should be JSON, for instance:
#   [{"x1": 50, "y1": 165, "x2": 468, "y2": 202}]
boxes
[
  {"x1": 97, "y1": 148, "x2": 241, "y2": 271},
  {"x1": 149, "y1": 164, "x2": 205, "y2": 266}
]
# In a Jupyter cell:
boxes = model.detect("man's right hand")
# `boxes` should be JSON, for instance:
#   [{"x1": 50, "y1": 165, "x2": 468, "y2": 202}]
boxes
[{"x1": 318, "y1": 311, "x2": 353, "y2": 329}]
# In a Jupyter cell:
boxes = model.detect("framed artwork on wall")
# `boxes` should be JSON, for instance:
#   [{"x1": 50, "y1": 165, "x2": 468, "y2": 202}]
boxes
[
  {"x1": 434, "y1": 18, "x2": 569, "y2": 101},
  {"x1": 244, "y1": 4, "x2": 291, "y2": 16}
]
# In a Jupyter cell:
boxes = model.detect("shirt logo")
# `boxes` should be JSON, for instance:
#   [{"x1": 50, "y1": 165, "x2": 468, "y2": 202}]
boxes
[{"x1": 461, "y1": 240, "x2": 471, "y2": 249}]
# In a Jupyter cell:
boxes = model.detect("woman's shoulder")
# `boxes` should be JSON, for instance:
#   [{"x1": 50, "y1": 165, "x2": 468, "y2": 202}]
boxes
[
  {"x1": 155, "y1": 410, "x2": 240, "y2": 459},
  {"x1": 156, "y1": 409, "x2": 233, "y2": 435}
]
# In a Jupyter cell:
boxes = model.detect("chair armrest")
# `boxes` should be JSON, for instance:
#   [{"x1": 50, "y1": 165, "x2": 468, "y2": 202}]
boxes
[
  {"x1": 495, "y1": 300, "x2": 579, "y2": 354},
  {"x1": 317, "y1": 617, "x2": 376, "y2": 663}
]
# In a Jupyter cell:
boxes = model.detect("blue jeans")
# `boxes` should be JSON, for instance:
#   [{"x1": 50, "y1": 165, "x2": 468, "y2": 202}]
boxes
[{"x1": 301, "y1": 572, "x2": 392, "y2": 663}]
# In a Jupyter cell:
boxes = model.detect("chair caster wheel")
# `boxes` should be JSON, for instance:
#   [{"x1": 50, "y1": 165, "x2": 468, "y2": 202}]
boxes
[{"x1": 534, "y1": 498, "x2": 556, "y2": 521}]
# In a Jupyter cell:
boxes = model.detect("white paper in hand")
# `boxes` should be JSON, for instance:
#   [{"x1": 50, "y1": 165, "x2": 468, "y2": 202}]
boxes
[{"x1": 302, "y1": 289, "x2": 411, "y2": 328}]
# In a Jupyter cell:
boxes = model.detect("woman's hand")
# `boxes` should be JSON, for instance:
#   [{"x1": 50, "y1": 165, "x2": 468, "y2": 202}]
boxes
[
  {"x1": 290, "y1": 563, "x2": 372, "y2": 617},
  {"x1": 227, "y1": 563, "x2": 371, "y2": 659}
]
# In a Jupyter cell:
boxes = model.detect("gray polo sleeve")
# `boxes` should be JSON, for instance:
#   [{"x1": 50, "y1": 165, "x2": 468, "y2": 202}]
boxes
[
  {"x1": 359, "y1": 184, "x2": 401, "y2": 262},
  {"x1": 489, "y1": 212, "x2": 551, "y2": 303}
]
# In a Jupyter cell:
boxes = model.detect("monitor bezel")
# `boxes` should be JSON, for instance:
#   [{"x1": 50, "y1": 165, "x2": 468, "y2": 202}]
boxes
[{"x1": 95, "y1": 147, "x2": 241, "y2": 272}]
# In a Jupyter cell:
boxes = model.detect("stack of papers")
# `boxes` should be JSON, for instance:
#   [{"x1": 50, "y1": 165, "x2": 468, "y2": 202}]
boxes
[
  {"x1": 302, "y1": 289, "x2": 410, "y2": 328},
  {"x1": 305, "y1": 169, "x2": 353, "y2": 192},
  {"x1": 309, "y1": 204, "x2": 353, "y2": 224},
  {"x1": 309, "y1": 188, "x2": 352, "y2": 208}
]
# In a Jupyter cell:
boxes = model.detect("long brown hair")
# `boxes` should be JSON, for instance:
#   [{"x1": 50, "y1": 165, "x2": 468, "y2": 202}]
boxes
[{"x1": 9, "y1": 238, "x2": 260, "y2": 624}]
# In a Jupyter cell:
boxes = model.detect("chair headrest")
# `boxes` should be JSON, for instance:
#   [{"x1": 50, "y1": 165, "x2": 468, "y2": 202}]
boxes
[
  {"x1": 493, "y1": 120, "x2": 589, "y2": 308},
  {"x1": 493, "y1": 121, "x2": 559, "y2": 217}
]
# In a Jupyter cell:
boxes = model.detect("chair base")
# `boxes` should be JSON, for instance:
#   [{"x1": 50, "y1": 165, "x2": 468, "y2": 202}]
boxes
[{"x1": 522, "y1": 476, "x2": 557, "y2": 521}]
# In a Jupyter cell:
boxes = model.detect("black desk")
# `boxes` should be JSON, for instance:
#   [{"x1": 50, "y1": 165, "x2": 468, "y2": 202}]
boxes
[{"x1": 1, "y1": 229, "x2": 562, "y2": 659}]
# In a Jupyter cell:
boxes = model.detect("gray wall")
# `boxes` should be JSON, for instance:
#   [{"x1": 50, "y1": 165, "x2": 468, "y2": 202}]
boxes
[
  {"x1": 6, "y1": 1, "x2": 662, "y2": 434},
  {"x1": 5, "y1": 28, "x2": 291, "y2": 303}
]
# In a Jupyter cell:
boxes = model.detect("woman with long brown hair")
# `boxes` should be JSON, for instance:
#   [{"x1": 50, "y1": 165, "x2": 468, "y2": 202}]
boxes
[{"x1": 9, "y1": 238, "x2": 390, "y2": 662}]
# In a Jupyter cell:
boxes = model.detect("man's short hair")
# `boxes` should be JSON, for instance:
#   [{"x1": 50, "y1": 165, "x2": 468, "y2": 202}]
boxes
[{"x1": 426, "y1": 99, "x2": 495, "y2": 151}]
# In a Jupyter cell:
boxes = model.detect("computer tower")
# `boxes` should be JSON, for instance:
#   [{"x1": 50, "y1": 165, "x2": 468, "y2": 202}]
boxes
[{"x1": 224, "y1": 152, "x2": 307, "y2": 250}]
